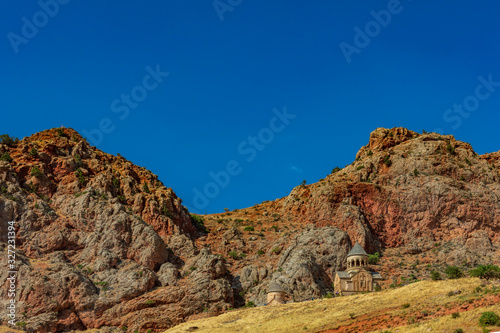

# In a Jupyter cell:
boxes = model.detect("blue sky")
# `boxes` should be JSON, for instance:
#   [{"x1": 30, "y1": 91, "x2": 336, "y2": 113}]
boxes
[{"x1": 2, "y1": 1, "x2": 500, "y2": 213}]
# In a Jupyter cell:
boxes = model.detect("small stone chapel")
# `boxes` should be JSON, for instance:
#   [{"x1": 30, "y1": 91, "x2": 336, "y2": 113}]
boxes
[{"x1": 334, "y1": 243, "x2": 383, "y2": 295}]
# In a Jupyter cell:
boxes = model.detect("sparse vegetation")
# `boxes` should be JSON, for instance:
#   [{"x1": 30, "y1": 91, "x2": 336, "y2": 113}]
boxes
[
  {"x1": 56, "y1": 128, "x2": 66, "y2": 137},
  {"x1": 162, "y1": 206, "x2": 174, "y2": 218},
  {"x1": 383, "y1": 155, "x2": 392, "y2": 167},
  {"x1": 0, "y1": 134, "x2": 19, "y2": 146},
  {"x1": 447, "y1": 142, "x2": 456, "y2": 155},
  {"x1": 191, "y1": 214, "x2": 207, "y2": 232},
  {"x1": 229, "y1": 251, "x2": 239, "y2": 260},
  {"x1": 244, "y1": 301, "x2": 255, "y2": 308},
  {"x1": 368, "y1": 252, "x2": 380, "y2": 265},
  {"x1": 75, "y1": 168, "x2": 85, "y2": 185},
  {"x1": 332, "y1": 166, "x2": 341, "y2": 173},
  {"x1": 479, "y1": 311, "x2": 500, "y2": 326},
  {"x1": 445, "y1": 266, "x2": 464, "y2": 279},
  {"x1": 0, "y1": 152, "x2": 12, "y2": 162},
  {"x1": 30, "y1": 147, "x2": 38, "y2": 157},
  {"x1": 451, "y1": 312, "x2": 460, "y2": 319},
  {"x1": 469, "y1": 264, "x2": 500, "y2": 281},
  {"x1": 257, "y1": 249, "x2": 265, "y2": 256},
  {"x1": 244, "y1": 226, "x2": 255, "y2": 231},
  {"x1": 431, "y1": 270, "x2": 442, "y2": 281},
  {"x1": 31, "y1": 166, "x2": 43, "y2": 177},
  {"x1": 142, "y1": 182, "x2": 151, "y2": 193},
  {"x1": 356, "y1": 165, "x2": 365, "y2": 171}
]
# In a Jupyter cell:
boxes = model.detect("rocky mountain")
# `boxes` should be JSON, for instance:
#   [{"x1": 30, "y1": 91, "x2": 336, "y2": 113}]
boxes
[{"x1": 0, "y1": 127, "x2": 499, "y2": 332}]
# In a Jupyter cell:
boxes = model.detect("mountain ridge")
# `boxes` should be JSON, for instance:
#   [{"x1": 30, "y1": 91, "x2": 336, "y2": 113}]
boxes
[{"x1": 0, "y1": 126, "x2": 499, "y2": 332}]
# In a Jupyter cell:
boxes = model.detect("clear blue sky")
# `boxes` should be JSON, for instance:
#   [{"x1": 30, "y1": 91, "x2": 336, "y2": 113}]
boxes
[{"x1": 2, "y1": 1, "x2": 500, "y2": 213}]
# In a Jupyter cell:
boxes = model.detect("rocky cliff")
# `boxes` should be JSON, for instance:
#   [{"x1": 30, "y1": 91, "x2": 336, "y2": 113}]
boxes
[{"x1": 0, "y1": 127, "x2": 499, "y2": 332}]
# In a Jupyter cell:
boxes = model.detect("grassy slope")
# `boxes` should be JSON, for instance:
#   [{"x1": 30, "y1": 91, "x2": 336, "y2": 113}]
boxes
[{"x1": 164, "y1": 278, "x2": 500, "y2": 333}]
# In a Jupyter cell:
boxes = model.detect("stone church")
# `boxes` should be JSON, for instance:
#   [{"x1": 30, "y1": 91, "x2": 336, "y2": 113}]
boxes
[{"x1": 334, "y1": 243, "x2": 383, "y2": 295}]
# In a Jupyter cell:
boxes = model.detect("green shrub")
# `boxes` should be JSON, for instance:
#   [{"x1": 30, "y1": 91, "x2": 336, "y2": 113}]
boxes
[
  {"x1": 445, "y1": 266, "x2": 464, "y2": 279},
  {"x1": 451, "y1": 312, "x2": 460, "y2": 319},
  {"x1": 431, "y1": 270, "x2": 442, "y2": 281},
  {"x1": 16, "y1": 321, "x2": 27, "y2": 327},
  {"x1": 0, "y1": 134, "x2": 19, "y2": 146},
  {"x1": 470, "y1": 265, "x2": 500, "y2": 281},
  {"x1": 112, "y1": 176, "x2": 120, "y2": 188},
  {"x1": 367, "y1": 150, "x2": 373, "y2": 156},
  {"x1": 142, "y1": 182, "x2": 151, "y2": 193},
  {"x1": 229, "y1": 251, "x2": 239, "y2": 259},
  {"x1": 145, "y1": 300, "x2": 156, "y2": 305},
  {"x1": 447, "y1": 142, "x2": 455, "y2": 154},
  {"x1": 75, "y1": 168, "x2": 85, "y2": 185},
  {"x1": 356, "y1": 165, "x2": 365, "y2": 171},
  {"x1": 56, "y1": 128, "x2": 66, "y2": 137},
  {"x1": 453, "y1": 329, "x2": 464, "y2": 333},
  {"x1": 402, "y1": 303, "x2": 410, "y2": 309},
  {"x1": 324, "y1": 292, "x2": 333, "y2": 298},
  {"x1": 479, "y1": 311, "x2": 500, "y2": 326},
  {"x1": 413, "y1": 168, "x2": 419, "y2": 177},
  {"x1": 29, "y1": 147, "x2": 38, "y2": 157},
  {"x1": 368, "y1": 252, "x2": 380, "y2": 265},
  {"x1": 245, "y1": 301, "x2": 255, "y2": 308},
  {"x1": 244, "y1": 226, "x2": 255, "y2": 231},
  {"x1": 162, "y1": 206, "x2": 173, "y2": 218},
  {"x1": 383, "y1": 155, "x2": 392, "y2": 167},
  {"x1": 271, "y1": 247, "x2": 281, "y2": 254},
  {"x1": 332, "y1": 166, "x2": 341, "y2": 173},
  {"x1": 257, "y1": 249, "x2": 265, "y2": 256},
  {"x1": 190, "y1": 214, "x2": 207, "y2": 232},
  {"x1": 465, "y1": 157, "x2": 472, "y2": 166},
  {"x1": 31, "y1": 166, "x2": 43, "y2": 177},
  {"x1": 0, "y1": 152, "x2": 12, "y2": 162}
]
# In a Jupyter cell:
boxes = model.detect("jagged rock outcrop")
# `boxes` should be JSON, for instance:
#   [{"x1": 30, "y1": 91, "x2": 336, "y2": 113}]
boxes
[
  {"x1": 0, "y1": 128, "x2": 233, "y2": 332},
  {"x1": 235, "y1": 226, "x2": 351, "y2": 305}
]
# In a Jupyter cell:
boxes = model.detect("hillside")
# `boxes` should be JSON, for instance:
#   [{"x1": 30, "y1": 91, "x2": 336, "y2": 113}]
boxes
[
  {"x1": 0, "y1": 127, "x2": 499, "y2": 332},
  {"x1": 164, "y1": 277, "x2": 500, "y2": 333}
]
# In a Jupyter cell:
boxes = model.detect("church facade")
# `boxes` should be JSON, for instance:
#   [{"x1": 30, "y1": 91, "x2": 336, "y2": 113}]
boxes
[{"x1": 334, "y1": 243, "x2": 383, "y2": 296}]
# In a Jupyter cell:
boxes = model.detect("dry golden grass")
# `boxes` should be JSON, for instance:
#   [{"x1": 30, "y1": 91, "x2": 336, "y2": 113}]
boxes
[
  {"x1": 0, "y1": 325, "x2": 24, "y2": 332},
  {"x1": 164, "y1": 278, "x2": 500, "y2": 333}
]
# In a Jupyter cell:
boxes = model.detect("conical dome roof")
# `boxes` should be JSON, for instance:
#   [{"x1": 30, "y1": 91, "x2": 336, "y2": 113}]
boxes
[
  {"x1": 267, "y1": 281, "x2": 285, "y2": 293},
  {"x1": 347, "y1": 242, "x2": 368, "y2": 257}
]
